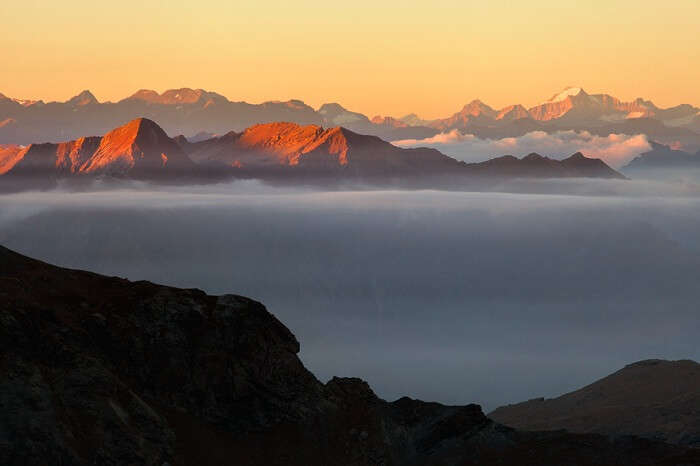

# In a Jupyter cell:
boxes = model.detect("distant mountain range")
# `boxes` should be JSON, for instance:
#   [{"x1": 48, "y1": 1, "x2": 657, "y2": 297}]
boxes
[
  {"x1": 0, "y1": 118, "x2": 624, "y2": 186},
  {"x1": 1, "y1": 87, "x2": 699, "y2": 151},
  {"x1": 622, "y1": 141, "x2": 700, "y2": 174},
  {"x1": 489, "y1": 359, "x2": 700, "y2": 447}
]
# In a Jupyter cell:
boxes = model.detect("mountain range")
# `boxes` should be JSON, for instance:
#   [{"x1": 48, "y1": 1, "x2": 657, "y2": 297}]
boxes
[
  {"x1": 2, "y1": 87, "x2": 699, "y2": 151},
  {"x1": 489, "y1": 359, "x2": 700, "y2": 447},
  {"x1": 2, "y1": 244, "x2": 699, "y2": 465},
  {"x1": 0, "y1": 118, "x2": 624, "y2": 185},
  {"x1": 622, "y1": 141, "x2": 700, "y2": 174},
  {"x1": 1, "y1": 118, "x2": 193, "y2": 177}
]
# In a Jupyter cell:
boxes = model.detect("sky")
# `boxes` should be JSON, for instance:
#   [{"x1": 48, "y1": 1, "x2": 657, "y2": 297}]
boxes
[{"x1": 1, "y1": 0, "x2": 699, "y2": 118}]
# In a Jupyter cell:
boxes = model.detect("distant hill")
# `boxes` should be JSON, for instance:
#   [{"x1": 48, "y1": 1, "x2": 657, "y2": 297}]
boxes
[
  {"x1": 489, "y1": 359, "x2": 700, "y2": 446},
  {"x1": 467, "y1": 152, "x2": 625, "y2": 179},
  {"x1": 623, "y1": 141, "x2": 700, "y2": 172}
]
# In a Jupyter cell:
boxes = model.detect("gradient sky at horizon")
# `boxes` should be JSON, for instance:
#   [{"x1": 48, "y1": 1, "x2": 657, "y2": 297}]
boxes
[{"x1": 2, "y1": 0, "x2": 699, "y2": 119}]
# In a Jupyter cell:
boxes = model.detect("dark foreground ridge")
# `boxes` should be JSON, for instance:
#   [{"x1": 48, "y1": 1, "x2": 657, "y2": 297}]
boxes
[{"x1": 1, "y1": 244, "x2": 698, "y2": 465}]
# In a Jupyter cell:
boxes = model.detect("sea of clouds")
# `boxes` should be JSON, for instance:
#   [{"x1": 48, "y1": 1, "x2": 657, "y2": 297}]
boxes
[
  {"x1": 393, "y1": 130, "x2": 652, "y2": 168},
  {"x1": 1, "y1": 182, "x2": 699, "y2": 410}
]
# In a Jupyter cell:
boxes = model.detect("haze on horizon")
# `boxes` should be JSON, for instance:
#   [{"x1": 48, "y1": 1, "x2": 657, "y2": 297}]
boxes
[
  {"x1": 2, "y1": 0, "x2": 699, "y2": 119},
  {"x1": 1, "y1": 182, "x2": 699, "y2": 410}
]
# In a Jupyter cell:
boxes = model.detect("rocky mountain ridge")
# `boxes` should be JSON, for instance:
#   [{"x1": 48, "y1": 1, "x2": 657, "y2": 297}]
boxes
[
  {"x1": 1, "y1": 87, "x2": 698, "y2": 150},
  {"x1": 2, "y1": 244, "x2": 699, "y2": 465},
  {"x1": 0, "y1": 119, "x2": 625, "y2": 183}
]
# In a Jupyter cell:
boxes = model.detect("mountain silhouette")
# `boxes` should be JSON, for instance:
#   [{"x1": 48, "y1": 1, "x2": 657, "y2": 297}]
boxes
[
  {"x1": 623, "y1": 141, "x2": 700, "y2": 172},
  {"x1": 467, "y1": 151, "x2": 625, "y2": 179},
  {"x1": 3, "y1": 86, "x2": 696, "y2": 149},
  {"x1": 490, "y1": 359, "x2": 700, "y2": 446},
  {"x1": 2, "y1": 244, "x2": 699, "y2": 465}
]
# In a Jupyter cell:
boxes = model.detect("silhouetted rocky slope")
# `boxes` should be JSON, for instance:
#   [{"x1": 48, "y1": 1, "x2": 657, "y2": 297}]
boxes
[
  {"x1": 490, "y1": 359, "x2": 700, "y2": 447},
  {"x1": 623, "y1": 141, "x2": 700, "y2": 172},
  {"x1": 1, "y1": 245, "x2": 698, "y2": 465}
]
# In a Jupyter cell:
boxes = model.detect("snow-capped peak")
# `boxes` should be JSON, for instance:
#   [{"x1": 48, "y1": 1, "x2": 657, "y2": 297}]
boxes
[
  {"x1": 11, "y1": 98, "x2": 39, "y2": 107},
  {"x1": 546, "y1": 87, "x2": 585, "y2": 103}
]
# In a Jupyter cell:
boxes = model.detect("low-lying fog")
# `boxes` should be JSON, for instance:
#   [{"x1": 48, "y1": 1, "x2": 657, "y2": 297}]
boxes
[{"x1": 1, "y1": 179, "x2": 699, "y2": 411}]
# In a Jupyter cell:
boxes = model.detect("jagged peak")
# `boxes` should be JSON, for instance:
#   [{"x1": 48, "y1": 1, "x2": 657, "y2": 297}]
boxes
[
  {"x1": 462, "y1": 99, "x2": 493, "y2": 111},
  {"x1": 496, "y1": 104, "x2": 531, "y2": 120},
  {"x1": 454, "y1": 100, "x2": 495, "y2": 118},
  {"x1": 318, "y1": 102, "x2": 348, "y2": 114},
  {"x1": 522, "y1": 152, "x2": 548, "y2": 161},
  {"x1": 546, "y1": 87, "x2": 587, "y2": 103},
  {"x1": 101, "y1": 118, "x2": 170, "y2": 145},
  {"x1": 67, "y1": 90, "x2": 98, "y2": 106},
  {"x1": 125, "y1": 88, "x2": 226, "y2": 105},
  {"x1": 128, "y1": 89, "x2": 160, "y2": 100},
  {"x1": 565, "y1": 151, "x2": 588, "y2": 160},
  {"x1": 370, "y1": 115, "x2": 407, "y2": 127},
  {"x1": 244, "y1": 121, "x2": 323, "y2": 133},
  {"x1": 261, "y1": 99, "x2": 311, "y2": 109}
]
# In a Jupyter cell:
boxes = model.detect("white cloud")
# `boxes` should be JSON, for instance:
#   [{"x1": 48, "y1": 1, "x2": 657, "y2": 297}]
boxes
[{"x1": 393, "y1": 130, "x2": 652, "y2": 168}]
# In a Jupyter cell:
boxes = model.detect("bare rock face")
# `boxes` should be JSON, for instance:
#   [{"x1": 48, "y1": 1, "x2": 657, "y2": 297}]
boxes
[
  {"x1": 1, "y1": 244, "x2": 699, "y2": 465},
  {"x1": 184, "y1": 121, "x2": 463, "y2": 175},
  {"x1": 1, "y1": 118, "x2": 626, "y2": 185},
  {"x1": 0, "y1": 244, "x2": 322, "y2": 464},
  {"x1": 4, "y1": 118, "x2": 194, "y2": 178}
]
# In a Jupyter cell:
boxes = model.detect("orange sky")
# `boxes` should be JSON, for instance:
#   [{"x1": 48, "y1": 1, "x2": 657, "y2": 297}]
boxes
[{"x1": 1, "y1": 0, "x2": 699, "y2": 119}]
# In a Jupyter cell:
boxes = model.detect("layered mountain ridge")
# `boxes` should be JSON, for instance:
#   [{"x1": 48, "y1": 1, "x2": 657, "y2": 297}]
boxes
[
  {"x1": 1, "y1": 87, "x2": 698, "y2": 150},
  {"x1": 0, "y1": 118, "x2": 625, "y2": 183},
  {"x1": 182, "y1": 122, "x2": 463, "y2": 175},
  {"x1": 623, "y1": 140, "x2": 700, "y2": 173}
]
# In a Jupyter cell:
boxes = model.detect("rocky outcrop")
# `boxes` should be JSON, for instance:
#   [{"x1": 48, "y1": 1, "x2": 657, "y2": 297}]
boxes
[{"x1": 1, "y1": 245, "x2": 699, "y2": 465}]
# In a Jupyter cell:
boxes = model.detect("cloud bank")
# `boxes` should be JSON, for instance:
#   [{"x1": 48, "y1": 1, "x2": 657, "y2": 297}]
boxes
[
  {"x1": 393, "y1": 130, "x2": 652, "y2": 168},
  {"x1": 1, "y1": 186, "x2": 699, "y2": 409}
]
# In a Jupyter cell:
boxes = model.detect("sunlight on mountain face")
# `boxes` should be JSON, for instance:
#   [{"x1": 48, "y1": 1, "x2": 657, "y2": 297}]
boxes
[{"x1": 1, "y1": 185, "x2": 699, "y2": 410}]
